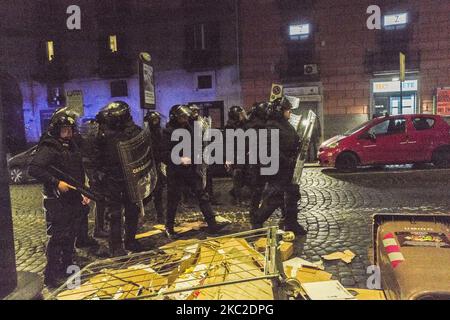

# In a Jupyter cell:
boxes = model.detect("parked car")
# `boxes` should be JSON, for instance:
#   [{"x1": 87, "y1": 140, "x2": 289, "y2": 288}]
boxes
[
  {"x1": 318, "y1": 114, "x2": 450, "y2": 171},
  {"x1": 7, "y1": 146, "x2": 37, "y2": 184}
]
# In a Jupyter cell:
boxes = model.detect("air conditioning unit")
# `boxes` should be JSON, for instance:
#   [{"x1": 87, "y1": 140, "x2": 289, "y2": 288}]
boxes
[{"x1": 304, "y1": 64, "x2": 319, "y2": 75}]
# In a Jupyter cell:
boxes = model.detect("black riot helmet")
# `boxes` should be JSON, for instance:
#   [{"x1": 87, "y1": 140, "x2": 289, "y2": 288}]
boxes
[
  {"x1": 250, "y1": 101, "x2": 269, "y2": 121},
  {"x1": 48, "y1": 109, "x2": 77, "y2": 138},
  {"x1": 189, "y1": 104, "x2": 200, "y2": 121},
  {"x1": 96, "y1": 101, "x2": 132, "y2": 130},
  {"x1": 169, "y1": 104, "x2": 192, "y2": 124},
  {"x1": 228, "y1": 105, "x2": 247, "y2": 122},
  {"x1": 144, "y1": 111, "x2": 162, "y2": 128},
  {"x1": 267, "y1": 97, "x2": 292, "y2": 120}
]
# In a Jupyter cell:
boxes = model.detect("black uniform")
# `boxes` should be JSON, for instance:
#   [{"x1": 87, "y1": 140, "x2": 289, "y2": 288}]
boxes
[
  {"x1": 245, "y1": 107, "x2": 268, "y2": 220},
  {"x1": 95, "y1": 120, "x2": 142, "y2": 254},
  {"x1": 225, "y1": 117, "x2": 248, "y2": 204},
  {"x1": 146, "y1": 122, "x2": 165, "y2": 222},
  {"x1": 78, "y1": 120, "x2": 107, "y2": 239},
  {"x1": 253, "y1": 98, "x2": 306, "y2": 235},
  {"x1": 29, "y1": 133, "x2": 86, "y2": 285},
  {"x1": 162, "y1": 119, "x2": 218, "y2": 236}
]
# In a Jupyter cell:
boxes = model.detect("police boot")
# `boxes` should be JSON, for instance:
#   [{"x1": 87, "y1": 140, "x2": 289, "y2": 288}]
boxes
[
  {"x1": 156, "y1": 213, "x2": 165, "y2": 224},
  {"x1": 205, "y1": 218, "x2": 230, "y2": 235},
  {"x1": 44, "y1": 276, "x2": 61, "y2": 289},
  {"x1": 93, "y1": 229, "x2": 109, "y2": 239},
  {"x1": 283, "y1": 222, "x2": 307, "y2": 236},
  {"x1": 165, "y1": 226, "x2": 179, "y2": 240},
  {"x1": 125, "y1": 239, "x2": 143, "y2": 253},
  {"x1": 110, "y1": 245, "x2": 128, "y2": 257},
  {"x1": 75, "y1": 236, "x2": 99, "y2": 248}
]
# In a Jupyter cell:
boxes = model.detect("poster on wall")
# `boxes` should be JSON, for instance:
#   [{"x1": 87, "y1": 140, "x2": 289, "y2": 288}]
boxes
[
  {"x1": 436, "y1": 88, "x2": 450, "y2": 116},
  {"x1": 139, "y1": 52, "x2": 156, "y2": 109},
  {"x1": 65, "y1": 90, "x2": 84, "y2": 116}
]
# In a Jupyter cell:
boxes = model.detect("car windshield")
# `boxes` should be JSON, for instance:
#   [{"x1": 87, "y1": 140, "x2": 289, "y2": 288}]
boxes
[{"x1": 343, "y1": 120, "x2": 373, "y2": 136}]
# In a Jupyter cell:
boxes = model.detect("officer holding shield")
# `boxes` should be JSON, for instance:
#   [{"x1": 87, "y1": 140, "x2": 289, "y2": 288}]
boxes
[
  {"x1": 94, "y1": 101, "x2": 143, "y2": 256},
  {"x1": 251, "y1": 97, "x2": 307, "y2": 236}
]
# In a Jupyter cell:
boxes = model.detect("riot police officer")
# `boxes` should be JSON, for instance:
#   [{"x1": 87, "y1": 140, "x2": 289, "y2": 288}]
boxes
[
  {"x1": 245, "y1": 102, "x2": 269, "y2": 220},
  {"x1": 95, "y1": 101, "x2": 143, "y2": 256},
  {"x1": 76, "y1": 119, "x2": 108, "y2": 240},
  {"x1": 29, "y1": 110, "x2": 90, "y2": 287},
  {"x1": 225, "y1": 106, "x2": 248, "y2": 205},
  {"x1": 162, "y1": 105, "x2": 225, "y2": 239},
  {"x1": 143, "y1": 110, "x2": 165, "y2": 223},
  {"x1": 252, "y1": 97, "x2": 307, "y2": 236},
  {"x1": 189, "y1": 104, "x2": 201, "y2": 122},
  {"x1": 189, "y1": 104, "x2": 217, "y2": 204}
]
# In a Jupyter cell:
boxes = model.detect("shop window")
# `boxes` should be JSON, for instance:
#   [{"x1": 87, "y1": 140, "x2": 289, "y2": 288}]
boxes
[{"x1": 413, "y1": 117, "x2": 435, "y2": 131}]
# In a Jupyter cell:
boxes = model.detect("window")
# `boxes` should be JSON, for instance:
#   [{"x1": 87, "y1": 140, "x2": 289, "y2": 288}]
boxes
[
  {"x1": 46, "y1": 41, "x2": 54, "y2": 62},
  {"x1": 110, "y1": 80, "x2": 128, "y2": 97},
  {"x1": 195, "y1": 72, "x2": 215, "y2": 90},
  {"x1": 370, "y1": 118, "x2": 406, "y2": 136},
  {"x1": 197, "y1": 75, "x2": 212, "y2": 89},
  {"x1": 187, "y1": 22, "x2": 219, "y2": 52},
  {"x1": 413, "y1": 117, "x2": 435, "y2": 131},
  {"x1": 384, "y1": 13, "x2": 408, "y2": 29},
  {"x1": 194, "y1": 24, "x2": 207, "y2": 50},
  {"x1": 109, "y1": 35, "x2": 118, "y2": 53},
  {"x1": 289, "y1": 23, "x2": 310, "y2": 40}
]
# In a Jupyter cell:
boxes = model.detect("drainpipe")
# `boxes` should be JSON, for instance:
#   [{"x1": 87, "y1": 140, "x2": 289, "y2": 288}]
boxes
[
  {"x1": 235, "y1": 0, "x2": 242, "y2": 107},
  {"x1": 0, "y1": 85, "x2": 43, "y2": 300},
  {"x1": 0, "y1": 86, "x2": 18, "y2": 298}
]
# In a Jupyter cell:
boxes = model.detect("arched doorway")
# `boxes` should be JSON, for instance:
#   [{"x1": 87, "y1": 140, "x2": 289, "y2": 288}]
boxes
[{"x1": 0, "y1": 72, "x2": 27, "y2": 155}]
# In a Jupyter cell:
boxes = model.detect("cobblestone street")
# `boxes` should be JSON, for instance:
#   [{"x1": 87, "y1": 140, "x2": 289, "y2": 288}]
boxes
[{"x1": 10, "y1": 166, "x2": 450, "y2": 289}]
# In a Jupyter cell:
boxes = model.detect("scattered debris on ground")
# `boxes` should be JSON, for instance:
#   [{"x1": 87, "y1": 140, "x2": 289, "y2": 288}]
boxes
[
  {"x1": 53, "y1": 229, "x2": 384, "y2": 300},
  {"x1": 322, "y1": 250, "x2": 356, "y2": 264}
]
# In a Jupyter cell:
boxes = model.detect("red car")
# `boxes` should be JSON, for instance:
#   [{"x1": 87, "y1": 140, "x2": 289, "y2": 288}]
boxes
[{"x1": 318, "y1": 114, "x2": 450, "y2": 170}]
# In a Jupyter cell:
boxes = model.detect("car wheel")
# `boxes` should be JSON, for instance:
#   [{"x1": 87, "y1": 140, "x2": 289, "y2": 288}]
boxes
[
  {"x1": 335, "y1": 153, "x2": 358, "y2": 172},
  {"x1": 432, "y1": 149, "x2": 450, "y2": 168},
  {"x1": 9, "y1": 167, "x2": 25, "y2": 184}
]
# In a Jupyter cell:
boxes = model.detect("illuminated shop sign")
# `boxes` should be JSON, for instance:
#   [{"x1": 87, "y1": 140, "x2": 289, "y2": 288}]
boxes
[
  {"x1": 384, "y1": 13, "x2": 408, "y2": 27},
  {"x1": 373, "y1": 80, "x2": 418, "y2": 93}
]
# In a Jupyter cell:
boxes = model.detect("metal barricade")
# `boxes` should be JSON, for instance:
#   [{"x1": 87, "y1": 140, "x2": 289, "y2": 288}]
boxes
[{"x1": 49, "y1": 227, "x2": 288, "y2": 300}]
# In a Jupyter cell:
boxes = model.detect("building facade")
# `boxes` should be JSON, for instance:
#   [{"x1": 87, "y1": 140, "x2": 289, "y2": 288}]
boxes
[
  {"x1": 0, "y1": 0, "x2": 241, "y2": 146},
  {"x1": 239, "y1": 0, "x2": 450, "y2": 139},
  {"x1": 2, "y1": 0, "x2": 450, "y2": 149}
]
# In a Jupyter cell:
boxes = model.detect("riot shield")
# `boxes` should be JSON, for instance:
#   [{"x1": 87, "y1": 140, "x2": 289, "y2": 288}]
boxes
[
  {"x1": 117, "y1": 127, "x2": 157, "y2": 204},
  {"x1": 196, "y1": 116, "x2": 212, "y2": 189},
  {"x1": 288, "y1": 113, "x2": 303, "y2": 132},
  {"x1": 292, "y1": 110, "x2": 317, "y2": 185}
]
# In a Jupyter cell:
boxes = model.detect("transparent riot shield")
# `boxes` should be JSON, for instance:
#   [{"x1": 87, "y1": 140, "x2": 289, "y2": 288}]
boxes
[{"x1": 292, "y1": 110, "x2": 317, "y2": 185}]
